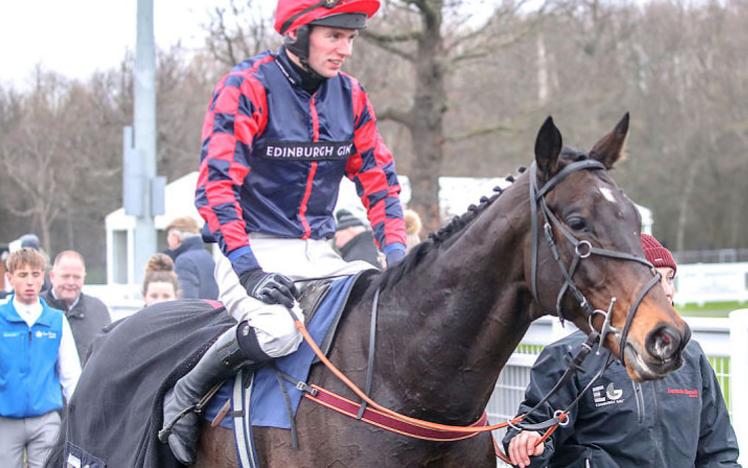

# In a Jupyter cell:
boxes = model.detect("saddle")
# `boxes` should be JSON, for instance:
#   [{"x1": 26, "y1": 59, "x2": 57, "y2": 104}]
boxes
[
  {"x1": 297, "y1": 278, "x2": 337, "y2": 359},
  {"x1": 203, "y1": 272, "x2": 368, "y2": 432}
]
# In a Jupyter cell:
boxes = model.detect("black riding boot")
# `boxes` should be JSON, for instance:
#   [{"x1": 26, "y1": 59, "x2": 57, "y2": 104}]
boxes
[{"x1": 160, "y1": 321, "x2": 270, "y2": 465}]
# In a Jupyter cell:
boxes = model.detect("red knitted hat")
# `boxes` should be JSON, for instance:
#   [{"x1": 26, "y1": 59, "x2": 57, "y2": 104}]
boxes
[{"x1": 640, "y1": 233, "x2": 677, "y2": 274}]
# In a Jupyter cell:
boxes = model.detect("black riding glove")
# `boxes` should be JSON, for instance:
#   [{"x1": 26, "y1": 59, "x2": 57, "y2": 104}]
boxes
[{"x1": 239, "y1": 269, "x2": 298, "y2": 309}]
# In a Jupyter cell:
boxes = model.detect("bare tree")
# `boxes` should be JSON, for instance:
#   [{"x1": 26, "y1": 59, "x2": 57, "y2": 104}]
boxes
[
  {"x1": 361, "y1": 0, "x2": 545, "y2": 229},
  {"x1": 0, "y1": 71, "x2": 79, "y2": 250},
  {"x1": 4, "y1": 0, "x2": 748, "y2": 263},
  {"x1": 203, "y1": 0, "x2": 278, "y2": 68},
  {"x1": 0, "y1": 67, "x2": 125, "y2": 256}
]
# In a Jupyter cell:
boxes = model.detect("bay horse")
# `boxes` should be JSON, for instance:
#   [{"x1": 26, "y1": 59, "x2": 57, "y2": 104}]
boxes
[
  {"x1": 194, "y1": 114, "x2": 689, "y2": 467},
  {"x1": 49, "y1": 115, "x2": 690, "y2": 468}
]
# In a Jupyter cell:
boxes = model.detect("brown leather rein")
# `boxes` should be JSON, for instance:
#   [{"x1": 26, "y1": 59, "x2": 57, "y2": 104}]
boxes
[{"x1": 293, "y1": 316, "x2": 557, "y2": 464}]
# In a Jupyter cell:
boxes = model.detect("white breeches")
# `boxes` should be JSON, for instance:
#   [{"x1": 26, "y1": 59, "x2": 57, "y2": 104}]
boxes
[{"x1": 215, "y1": 236, "x2": 376, "y2": 358}]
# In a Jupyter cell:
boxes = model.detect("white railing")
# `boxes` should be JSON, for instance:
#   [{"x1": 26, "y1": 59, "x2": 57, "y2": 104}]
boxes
[
  {"x1": 675, "y1": 262, "x2": 748, "y2": 305},
  {"x1": 488, "y1": 312, "x2": 746, "y2": 466}
]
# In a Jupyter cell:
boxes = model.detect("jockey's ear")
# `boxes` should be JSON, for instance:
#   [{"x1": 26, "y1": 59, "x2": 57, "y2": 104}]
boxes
[
  {"x1": 590, "y1": 112, "x2": 629, "y2": 170},
  {"x1": 534, "y1": 116, "x2": 562, "y2": 183}
]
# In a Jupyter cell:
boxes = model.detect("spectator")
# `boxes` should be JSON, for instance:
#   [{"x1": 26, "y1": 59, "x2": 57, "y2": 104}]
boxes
[
  {"x1": 42, "y1": 250, "x2": 111, "y2": 364},
  {"x1": 143, "y1": 253, "x2": 179, "y2": 307},
  {"x1": 334, "y1": 209, "x2": 382, "y2": 269},
  {"x1": 164, "y1": 216, "x2": 219, "y2": 300},
  {"x1": 404, "y1": 209, "x2": 423, "y2": 253},
  {"x1": 8, "y1": 233, "x2": 51, "y2": 294},
  {"x1": 8, "y1": 233, "x2": 41, "y2": 252},
  {"x1": 0, "y1": 248, "x2": 81, "y2": 467},
  {"x1": 503, "y1": 233, "x2": 740, "y2": 468}
]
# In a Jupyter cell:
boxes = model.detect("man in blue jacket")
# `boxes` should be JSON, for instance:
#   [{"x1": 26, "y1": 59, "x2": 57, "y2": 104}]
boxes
[
  {"x1": 504, "y1": 234, "x2": 740, "y2": 468},
  {"x1": 0, "y1": 248, "x2": 81, "y2": 467}
]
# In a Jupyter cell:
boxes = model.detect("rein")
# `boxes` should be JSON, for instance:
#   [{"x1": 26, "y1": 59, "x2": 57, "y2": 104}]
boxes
[
  {"x1": 290, "y1": 317, "x2": 532, "y2": 464},
  {"x1": 280, "y1": 161, "x2": 662, "y2": 464},
  {"x1": 290, "y1": 307, "x2": 576, "y2": 464}
]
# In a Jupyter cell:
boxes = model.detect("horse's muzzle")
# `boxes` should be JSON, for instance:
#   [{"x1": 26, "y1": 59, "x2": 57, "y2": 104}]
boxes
[
  {"x1": 645, "y1": 324, "x2": 687, "y2": 362},
  {"x1": 624, "y1": 322, "x2": 690, "y2": 381}
]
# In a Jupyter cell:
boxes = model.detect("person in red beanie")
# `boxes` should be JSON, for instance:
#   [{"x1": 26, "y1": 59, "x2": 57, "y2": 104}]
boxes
[
  {"x1": 639, "y1": 233, "x2": 677, "y2": 303},
  {"x1": 162, "y1": 1, "x2": 406, "y2": 464},
  {"x1": 503, "y1": 234, "x2": 739, "y2": 468}
]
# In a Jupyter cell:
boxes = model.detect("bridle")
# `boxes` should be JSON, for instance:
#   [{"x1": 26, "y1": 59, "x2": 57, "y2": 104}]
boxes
[{"x1": 528, "y1": 159, "x2": 661, "y2": 363}]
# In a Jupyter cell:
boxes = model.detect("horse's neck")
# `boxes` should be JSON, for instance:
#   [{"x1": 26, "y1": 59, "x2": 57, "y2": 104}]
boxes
[{"x1": 375, "y1": 182, "x2": 537, "y2": 424}]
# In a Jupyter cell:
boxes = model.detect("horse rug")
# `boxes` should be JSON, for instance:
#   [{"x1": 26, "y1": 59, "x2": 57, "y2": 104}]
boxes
[{"x1": 60, "y1": 274, "x2": 360, "y2": 468}]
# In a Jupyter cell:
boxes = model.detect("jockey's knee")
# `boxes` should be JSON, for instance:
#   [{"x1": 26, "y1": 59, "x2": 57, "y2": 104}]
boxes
[{"x1": 248, "y1": 305, "x2": 302, "y2": 358}]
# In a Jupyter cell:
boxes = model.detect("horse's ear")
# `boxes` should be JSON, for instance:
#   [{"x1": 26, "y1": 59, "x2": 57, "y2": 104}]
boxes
[
  {"x1": 534, "y1": 116, "x2": 563, "y2": 181},
  {"x1": 590, "y1": 113, "x2": 630, "y2": 169}
]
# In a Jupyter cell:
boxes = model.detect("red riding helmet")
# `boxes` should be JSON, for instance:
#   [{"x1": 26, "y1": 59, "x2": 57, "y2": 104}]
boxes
[{"x1": 275, "y1": 0, "x2": 381, "y2": 35}]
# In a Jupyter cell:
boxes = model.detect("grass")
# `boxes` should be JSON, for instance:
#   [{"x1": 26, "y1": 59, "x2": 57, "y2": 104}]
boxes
[{"x1": 677, "y1": 301, "x2": 748, "y2": 318}]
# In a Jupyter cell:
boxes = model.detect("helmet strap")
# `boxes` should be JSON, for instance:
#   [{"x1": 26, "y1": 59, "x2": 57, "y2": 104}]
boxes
[{"x1": 284, "y1": 26, "x2": 326, "y2": 82}]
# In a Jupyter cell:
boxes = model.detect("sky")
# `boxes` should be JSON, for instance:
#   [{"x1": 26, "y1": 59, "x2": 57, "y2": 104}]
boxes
[
  {"x1": 1, "y1": 0, "x2": 501, "y2": 91},
  {"x1": 0, "y1": 0, "x2": 245, "y2": 89}
]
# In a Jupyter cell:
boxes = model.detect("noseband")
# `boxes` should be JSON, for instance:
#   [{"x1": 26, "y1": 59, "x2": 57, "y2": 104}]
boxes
[{"x1": 528, "y1": 160, "x2": 661, "y2": 363}]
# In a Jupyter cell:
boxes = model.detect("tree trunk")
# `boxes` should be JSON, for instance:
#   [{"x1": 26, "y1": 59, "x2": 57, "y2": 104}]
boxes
[
  {"x1": 405, "y1": 4, "x2": 446, "y2": 233},
  {"x1": 675, "y1": 159, "x2": 699, "y2": 251}
]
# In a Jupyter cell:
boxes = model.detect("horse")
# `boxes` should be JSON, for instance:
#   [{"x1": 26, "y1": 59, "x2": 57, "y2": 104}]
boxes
[
  {"x1": 190, "y1": 114, "x2": 690, "y2": 467},
  {"x1": 51, "y1": 115, "x2": 690, "y2": 468}
]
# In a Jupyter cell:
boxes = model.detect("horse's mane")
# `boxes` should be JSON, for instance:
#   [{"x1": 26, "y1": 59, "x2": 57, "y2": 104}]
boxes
[
  {"x1": 374, "y1": 166, "x2": 528, "y2": 290},
  {"x1": 375, "y1": 149, "x2": 593, "y2": 291}
]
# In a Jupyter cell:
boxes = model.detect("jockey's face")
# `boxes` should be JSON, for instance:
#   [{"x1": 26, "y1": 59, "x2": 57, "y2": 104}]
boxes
[{"x1": 306, "y1": 25, "x2": 358, "y2": 78}]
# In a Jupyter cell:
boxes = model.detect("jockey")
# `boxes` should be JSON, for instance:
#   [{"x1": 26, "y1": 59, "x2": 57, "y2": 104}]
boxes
[{"x1": 160, "y1": 0, "x2": 406, "y2": 464}]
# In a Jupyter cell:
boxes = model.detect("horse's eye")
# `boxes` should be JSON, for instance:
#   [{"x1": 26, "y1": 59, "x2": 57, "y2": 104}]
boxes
[{"x1": 567, "y1": 217, "x2": 587, "y2": 231}]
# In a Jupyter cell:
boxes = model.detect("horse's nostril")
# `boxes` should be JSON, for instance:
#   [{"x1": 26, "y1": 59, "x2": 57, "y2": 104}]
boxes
[
  {"x1": 646, "y1": 326, "x2": 682, "y2": 361},
  {"x1": 660, "y1": 333, "x2": 671, "y2": 346}
]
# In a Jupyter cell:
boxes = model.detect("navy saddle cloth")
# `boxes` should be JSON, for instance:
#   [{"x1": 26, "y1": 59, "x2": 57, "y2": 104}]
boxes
[{"x1": 204, "y1": 274, "x2": 359, "y2": 429}]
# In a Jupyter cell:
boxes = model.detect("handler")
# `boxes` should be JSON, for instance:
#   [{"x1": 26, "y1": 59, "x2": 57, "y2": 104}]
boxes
[
  {"x1": 161, "y1": 0, "x2": 407, "y2": 464},
  {"x1": 503, "y1": 234, "x2": 740, "y2": 467}
]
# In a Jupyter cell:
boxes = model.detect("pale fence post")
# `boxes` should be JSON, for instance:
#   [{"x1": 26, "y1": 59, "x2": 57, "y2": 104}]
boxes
[{"x1": 729, "y1": 309, "x2": 748, "y2": 463}]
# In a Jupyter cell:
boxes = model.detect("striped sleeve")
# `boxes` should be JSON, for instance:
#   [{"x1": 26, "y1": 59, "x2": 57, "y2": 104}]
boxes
[
  {"x1": 344, "y1": 78, "x2": 406, "y2": 253},
  {"x1": 194, "y1": 60, "x2": 270, "y2": 276}
]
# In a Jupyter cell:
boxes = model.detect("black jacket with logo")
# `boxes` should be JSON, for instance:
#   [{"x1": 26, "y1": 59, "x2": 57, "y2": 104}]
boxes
[{"x1": 502, "y1": 330, "x2": 740, "y2": 467}]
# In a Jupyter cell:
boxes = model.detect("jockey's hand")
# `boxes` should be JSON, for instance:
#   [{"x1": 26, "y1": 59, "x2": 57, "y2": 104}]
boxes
[
  {"x1": 239, "y1": 269, "x2": 298, "y2": 309},
  {"x1": 508, "y1": 431, "x2": 544, "y2": 468}
]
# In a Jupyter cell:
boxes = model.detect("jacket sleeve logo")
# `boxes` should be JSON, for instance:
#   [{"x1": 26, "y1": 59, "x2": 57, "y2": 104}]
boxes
[{"x1": 257, "y1": 141, "x2": 354, "y2": 161}]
